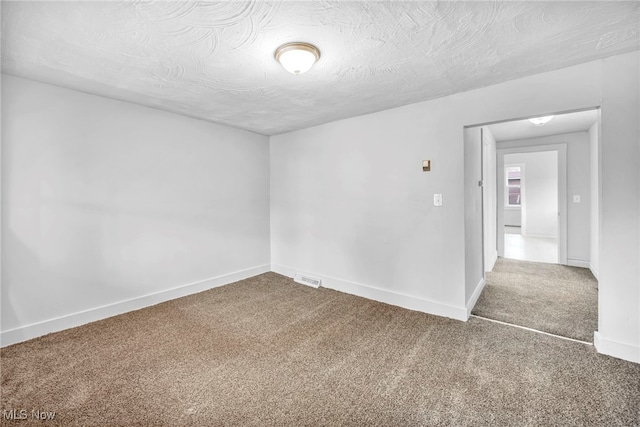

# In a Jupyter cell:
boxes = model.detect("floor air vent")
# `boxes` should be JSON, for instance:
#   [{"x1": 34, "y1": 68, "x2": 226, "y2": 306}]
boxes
[{"x1": 294, "y1": 273, "x2": 322, "y2": 288}]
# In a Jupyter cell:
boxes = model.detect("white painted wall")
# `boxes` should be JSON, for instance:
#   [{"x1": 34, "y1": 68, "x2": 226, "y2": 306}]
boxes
[
  {"x1": 0, "y1": 66, "x2": 3, "y2": 340},
  {"x1": 1, "y1": 75, "x2": 271, "y2": 345},
  {"x1": 505, "y1": 152, "x2": 558, "y2": 238},
  {"x1": 271, "y1": 51, "x2": 640, "y2": 363},
  {"x1": 497, "y1": 132, "x2": 591, "y2": 264},
  {"x1": 504, "y1": 208, "x2": 521, "y2": 227},
  {"x1": 482, "y1": 127, "x2": 497, "y2": 272},
  {"x1": 464, "y1": 127, "x2": 484, "y2": 305},
  {"x1": 589, "y1": 122, "x2": 600, "y2": 278},
  {"x1": 596, "y1": 52, "x2": 640, "y2": 363}
]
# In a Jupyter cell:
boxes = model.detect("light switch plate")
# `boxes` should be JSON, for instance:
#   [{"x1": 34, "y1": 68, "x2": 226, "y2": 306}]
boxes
[
  {"x1": 434, "y1": 194, "x2": 443, "y2": 207},
  {"x1": 573, "y1": 195, "x2": 581, "y2": 203}
]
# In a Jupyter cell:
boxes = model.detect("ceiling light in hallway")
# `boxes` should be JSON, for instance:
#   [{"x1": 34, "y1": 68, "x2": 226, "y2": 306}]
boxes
[{"x1": 528, "y1": 115, "x2": 554, "y2": 126}]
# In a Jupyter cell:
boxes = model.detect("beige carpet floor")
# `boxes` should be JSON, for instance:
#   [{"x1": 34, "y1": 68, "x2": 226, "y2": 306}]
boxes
[
  {"x1": 2, "y1": 272, "x2": 638, "y2": 426},
  {"x1": 472, "y1": 258, "x2": 598, "y2": 342}
]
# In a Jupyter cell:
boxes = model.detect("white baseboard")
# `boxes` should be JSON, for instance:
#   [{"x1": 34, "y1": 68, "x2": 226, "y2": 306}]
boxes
[
  {"x1": 589, "y1": 263, "x2": 599, "y2": 280},
  {"x1": 271, "y1": 264, "x2": 467, "y2": 321},
  {"x1": 466, "y1": 277, "x2": 486, "y2": 319},
  {"x1": 594, "y1": 332, "x2": 640, "y2": 364},
  {"x1": 0, "y1": 264, "x2": 271, "y2": 347},
  {"x1": 486, "y1": 250, "x2": 498, "y2": 273},
  {"x1": 567, "y1": 258, "x2": 590, "y2": 269}
]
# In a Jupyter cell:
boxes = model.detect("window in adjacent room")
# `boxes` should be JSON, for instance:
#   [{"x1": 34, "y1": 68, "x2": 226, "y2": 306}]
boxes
[{"x1": 505, "y1": 166, "x2": 522, "y2": 206}]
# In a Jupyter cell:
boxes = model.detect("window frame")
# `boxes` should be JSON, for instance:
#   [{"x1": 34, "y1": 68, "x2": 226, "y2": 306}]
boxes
[{"x1": 504, "y1": 164, "x2": 524, "y2": 208}]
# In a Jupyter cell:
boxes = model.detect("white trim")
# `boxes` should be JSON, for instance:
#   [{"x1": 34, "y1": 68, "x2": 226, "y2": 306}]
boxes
[
  {"x1": 466, "y1": 278, "x2": 486, "y2": 318},
  {"x1": 589, "y1": 263, "x2": 599, "y2": 280},
  {"x1": 567, "y1": 258, "x2": 590, "y2": 269},
  {"x1": 497, "y1": 143, "x2": 568, "y2": 265},
  {"x1": 486, "y1": 250, "x2": 498, "y2": 273},
  {"x1": 0, "y1": 264, "x2": 271, "y2": 347},
  {"x1": 594, "y1": 332, "x2": 640, "y2": 364},
  {"x1": 271, "y1": 264, "x2": 468, "y2": 321}
]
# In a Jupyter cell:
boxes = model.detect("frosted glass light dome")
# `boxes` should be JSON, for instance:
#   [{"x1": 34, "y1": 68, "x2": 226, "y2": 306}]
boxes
[
  {"x1": 528, "y1": 115, "x2": 554, "y2": 126},
  {"x1": 275, "y1": 42, "x2": 320, "y2": 75}
]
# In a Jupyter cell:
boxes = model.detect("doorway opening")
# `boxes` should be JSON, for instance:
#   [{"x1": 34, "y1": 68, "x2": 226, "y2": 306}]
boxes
[
  {"x1": 464, "y1": 107, "x2": 600, "y2": 344},
  {"x1": 501, "y1": 149, "x2": 561, "y2": 264}
]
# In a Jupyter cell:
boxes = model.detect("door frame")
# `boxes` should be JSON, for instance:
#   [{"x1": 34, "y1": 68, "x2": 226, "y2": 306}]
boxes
[{"x1": 497, "y1": 143, "x2": 568, "y2": 264}]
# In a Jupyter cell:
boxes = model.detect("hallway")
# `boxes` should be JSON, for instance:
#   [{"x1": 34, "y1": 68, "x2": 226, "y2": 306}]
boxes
[{"x1": 472, "y1": 257, "x2": 597, "y2": 343}]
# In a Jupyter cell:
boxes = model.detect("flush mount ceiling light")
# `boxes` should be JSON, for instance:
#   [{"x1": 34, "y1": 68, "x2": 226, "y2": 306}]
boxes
[
  {"x1": 528, "y1": 115, "x2": 554, "y2": 126},
  {"x1": 274, "y1": 42, "x2": 320, "y2": 75}
]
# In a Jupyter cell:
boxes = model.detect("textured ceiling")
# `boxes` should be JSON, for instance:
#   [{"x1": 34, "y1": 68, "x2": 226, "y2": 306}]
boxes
[
  {"x1": 2, "y1": 1, "x2": 639, "y2": 136},
  {"x1": 487, "y1": 109, "x2": 599, "y2": 141}
]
